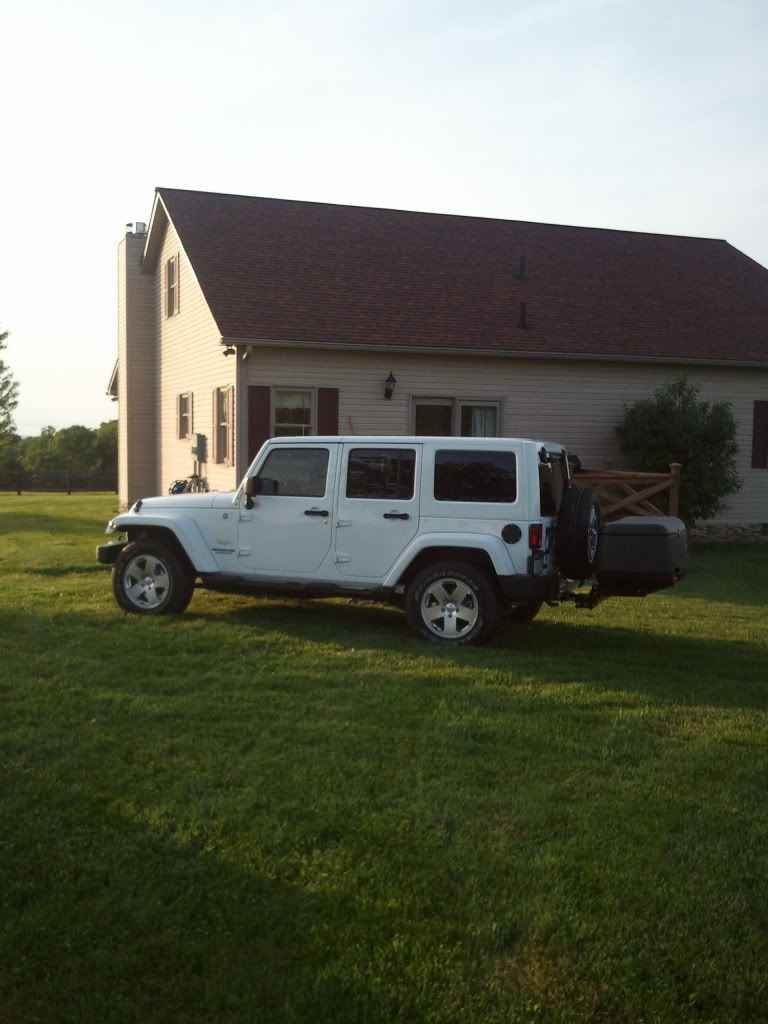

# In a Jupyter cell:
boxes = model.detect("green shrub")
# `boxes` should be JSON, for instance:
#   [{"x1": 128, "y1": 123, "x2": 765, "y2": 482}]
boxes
[{"x1": 617, "y1": 376, "x2": 740, "y2": 525}]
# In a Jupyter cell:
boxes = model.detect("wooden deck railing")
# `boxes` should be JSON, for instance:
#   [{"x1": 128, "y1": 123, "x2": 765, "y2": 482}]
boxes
[{"x1": 573, "y1": 463, "x2": 681, "y2": 519}]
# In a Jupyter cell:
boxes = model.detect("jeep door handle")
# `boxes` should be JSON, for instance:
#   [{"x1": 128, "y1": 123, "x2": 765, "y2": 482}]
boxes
[
  {"x1": 383, "y1": 512, "x2": 409, "y2": 520},
  {"x1": 304, "y1": 509, "x2": 329, "y2": 517}
]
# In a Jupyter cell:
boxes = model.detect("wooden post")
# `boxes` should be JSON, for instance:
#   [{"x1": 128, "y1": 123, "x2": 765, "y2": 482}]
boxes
[{"x1": 669, "y1": 463, "x2": 682, "y2": 516}]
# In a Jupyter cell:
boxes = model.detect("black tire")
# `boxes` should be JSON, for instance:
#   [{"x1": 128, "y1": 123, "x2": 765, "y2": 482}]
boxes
[
  {"x1": 112, "y1": 539, "x2": 194, "y2": 615},
  {"x1": 405, "y1": 562, "x2": 499, "y2": 645},
  {"x1": 506, "y1": 601, "x2": 542, "y2": 624},
  {"x1": 555, "y1": 485, "x2": 601, "y2": 579}
]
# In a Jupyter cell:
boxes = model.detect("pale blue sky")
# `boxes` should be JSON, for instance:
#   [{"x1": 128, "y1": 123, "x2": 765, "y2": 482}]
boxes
[{"x1": 2, "y1": 0, "x2": 766, "y2": 434}]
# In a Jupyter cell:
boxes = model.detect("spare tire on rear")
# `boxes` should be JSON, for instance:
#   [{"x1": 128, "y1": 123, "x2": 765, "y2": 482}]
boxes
[{"x1": 556, "y1": 485, "x2": 601, "y2": 579}]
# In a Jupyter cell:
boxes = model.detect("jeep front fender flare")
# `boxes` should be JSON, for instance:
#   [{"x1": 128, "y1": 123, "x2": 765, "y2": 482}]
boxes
[{"x1": 106, "y1": 512, "x2": 220, "y2": 573}]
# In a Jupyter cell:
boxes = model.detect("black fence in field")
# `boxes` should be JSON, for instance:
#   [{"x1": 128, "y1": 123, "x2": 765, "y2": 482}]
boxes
[{"x1": 0, "y1": 472, "x2": 117, "y2": 494}]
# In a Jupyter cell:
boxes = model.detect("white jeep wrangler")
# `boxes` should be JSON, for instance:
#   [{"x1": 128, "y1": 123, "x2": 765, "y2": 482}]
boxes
[{"x1": 98, "y1": 436, "x2": 688, "y2": 645}]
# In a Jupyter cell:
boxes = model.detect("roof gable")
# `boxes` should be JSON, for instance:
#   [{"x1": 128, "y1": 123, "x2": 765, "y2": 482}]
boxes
[{"x1": 152, "y1": 187, "x2": 768, "y2": 365}]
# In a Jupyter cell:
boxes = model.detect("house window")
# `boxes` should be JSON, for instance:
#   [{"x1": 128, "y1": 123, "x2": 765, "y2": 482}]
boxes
[
  {"x1": 414, "y1": 399, "x2": 453, "y2": 436},
  {"x1": 166, "y1": 255, "x2": 179, "y2": 317},
  {"x1": 177, "y1": 393, "x2": 193, "y2": 439},
  {"x1": 752, "y1": 401, "x2": 768, "y2": 469},
  {"x1": 413, "y1": 398, "x2": 500, "y2": 437},
  {"x1": 213, "y1": 386, "x2": 233, "y2": 465},
  {"x1": 459, "y1": 403, "x2": 498, "y2": 437},
  {"x1": 273, "y1": 389, "x2": 313, "y2": 436}
]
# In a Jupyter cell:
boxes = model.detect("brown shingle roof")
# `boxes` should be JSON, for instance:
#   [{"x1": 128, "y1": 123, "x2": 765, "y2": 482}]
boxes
[{"x1": 156, "y1": 187, "x2": 768, "y2": 365}]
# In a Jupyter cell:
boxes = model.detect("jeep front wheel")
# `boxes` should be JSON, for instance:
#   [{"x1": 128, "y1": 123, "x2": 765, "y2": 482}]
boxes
[
  {"x1": 406, "y1": 562, "x2": 498, "y2": 645},
  {"x1": 113, "y1": 540, "x2": 194, "y2": 615}
]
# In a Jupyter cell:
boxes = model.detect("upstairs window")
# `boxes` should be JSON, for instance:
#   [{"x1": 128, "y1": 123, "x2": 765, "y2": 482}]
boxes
[
  {"x1": 166, "y1": 255, "x2": 179, "y2": 317},
  {"x1": 213, "y1": 386, "x2": 233, "y2": 465},
  {"x1": 177, "y1": 392, "x2": 192, "y2": 439}
]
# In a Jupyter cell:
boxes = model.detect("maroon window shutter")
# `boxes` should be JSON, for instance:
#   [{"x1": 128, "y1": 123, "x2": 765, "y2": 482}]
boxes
[
  {"x1": 248, "y1": 386, "x2": 271, "y2": 463},
  {"x1": 752, "y1": 401, "x2": 768, "y2": 469},
  {"x1": 317, "y1": 388, "x2": 339, "y2": 435}
]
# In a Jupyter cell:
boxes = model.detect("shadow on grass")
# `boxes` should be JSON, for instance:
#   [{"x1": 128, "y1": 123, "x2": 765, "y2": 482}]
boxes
[
  {"x1": 675, "y1": 545, "x2": 768, "y2": 607},
  {"x1": 3, "y1": 651, "x2": 767, "y2": 1024},
  {"x1": 1, "y1": 572, "x2": 765, "y2": 712},
  {"x1": 216, "y1": 598, "x2": 765, "y2": 705},
  {"x1": 0, "y1": 771, "x2": 438, "y2": 1024},
  {"x1": 0, "y1": 508, "x2": 106, "y2": 535},
  {"x1": 27, "y1": 564, "x2": 108, "y2": 578}
]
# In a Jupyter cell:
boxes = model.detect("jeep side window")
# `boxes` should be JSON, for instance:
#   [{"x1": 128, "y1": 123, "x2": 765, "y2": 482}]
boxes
[
  {"x1": 434, "y1": 450, "x2": 517, "y2": 502},
  {"x1": 257, "y1": 448, "x2": 329, "y2": 497},
  {"x1": 538, "y1": 457, "x2": 567, "y2": 515},
  {"x1": 346, "y1": 448, "x2": 416, "y2": 499}
]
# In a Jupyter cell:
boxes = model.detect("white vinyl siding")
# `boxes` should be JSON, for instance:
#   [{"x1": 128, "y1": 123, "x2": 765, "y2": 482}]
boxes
[
  {"x1": 117, "y1": 232, "x2": 157, "y2": 508},
  {"x1": 244, "y1": 346, "x2": 768, "y2": 524},
  {"x1": 155, "y1": 222, "x2": 235, "y2": 494}
]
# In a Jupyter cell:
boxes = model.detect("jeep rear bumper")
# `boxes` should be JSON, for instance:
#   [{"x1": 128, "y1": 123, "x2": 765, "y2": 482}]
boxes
[{"x1": 498, "y1": 574, "x2": 560, "y2": 603}]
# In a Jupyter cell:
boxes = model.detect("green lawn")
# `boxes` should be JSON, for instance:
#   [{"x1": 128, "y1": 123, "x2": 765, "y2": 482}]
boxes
[{"x1": 1, "y1": 494, "x2": 767, "y2": 1024}]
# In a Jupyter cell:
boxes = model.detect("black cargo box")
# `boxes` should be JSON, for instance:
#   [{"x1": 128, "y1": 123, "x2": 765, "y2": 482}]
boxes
[{"x1": 595, "y1": 516, "x2": 688, "y2": 596}]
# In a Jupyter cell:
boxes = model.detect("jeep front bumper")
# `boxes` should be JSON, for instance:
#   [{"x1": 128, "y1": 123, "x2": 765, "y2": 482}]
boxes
[{"x1": 96, "y1": 541, "x2": 127, "y2": 565}]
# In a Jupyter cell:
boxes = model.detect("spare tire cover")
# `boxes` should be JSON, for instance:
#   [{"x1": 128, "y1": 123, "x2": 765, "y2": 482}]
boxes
[{"x1": 556, "y1": 485, "x2": 601, "y2": 579}]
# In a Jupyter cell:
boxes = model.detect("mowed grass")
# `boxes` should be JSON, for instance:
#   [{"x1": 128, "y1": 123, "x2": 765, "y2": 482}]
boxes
[{"x1": 1, "y1": 494, "x2": 767, "y2": 1024}]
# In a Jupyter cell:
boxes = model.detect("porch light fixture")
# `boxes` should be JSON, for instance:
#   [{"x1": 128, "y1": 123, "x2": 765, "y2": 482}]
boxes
[{"x1": 384, "y1": 372, "x2": 397, "y2": 400}]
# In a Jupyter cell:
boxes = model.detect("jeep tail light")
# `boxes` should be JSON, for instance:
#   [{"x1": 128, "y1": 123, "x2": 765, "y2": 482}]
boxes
[{"x1": 529, "y1": 523, "x2": 543, "y2": 549}]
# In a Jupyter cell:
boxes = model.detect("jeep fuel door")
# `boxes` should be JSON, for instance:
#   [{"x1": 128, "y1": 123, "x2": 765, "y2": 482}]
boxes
[
  {"x1": 335, "y1": 444, "x2": 421, "y2": 578},
  {"x1": 236, "y1": 444, "x2": 337, "y2": 574}
]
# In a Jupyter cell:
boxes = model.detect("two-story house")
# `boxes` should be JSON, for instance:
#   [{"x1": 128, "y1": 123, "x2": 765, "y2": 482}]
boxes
[{"x1": 113, "y1": 187, "x2": 768, "y2": 525}]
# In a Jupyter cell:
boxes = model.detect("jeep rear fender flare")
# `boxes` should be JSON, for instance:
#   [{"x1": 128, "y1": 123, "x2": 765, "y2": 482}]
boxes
[
  {"x1": 108, "y1": 513, "x2": 220, "y2": 573},
  {"x1": 384, "y1": 533, "x2": 517, "y2": 588}
]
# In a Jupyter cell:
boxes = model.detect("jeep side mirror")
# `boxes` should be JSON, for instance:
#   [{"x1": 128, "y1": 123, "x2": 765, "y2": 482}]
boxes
[
  {"x1": 244, "y1": 476, "x2": 260, "y2": 509},
  {"x1": 244, "y1": 476, "x2": 278, "y2": 508}
]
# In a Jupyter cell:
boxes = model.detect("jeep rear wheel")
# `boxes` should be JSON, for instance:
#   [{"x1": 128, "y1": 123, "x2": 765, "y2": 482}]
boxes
[
  {"x1": 113, "y1": 539, "x2": 194, "y2": 615},
  {"x1": 406, "y1": 562, "x2": 499, "y2": 645}
]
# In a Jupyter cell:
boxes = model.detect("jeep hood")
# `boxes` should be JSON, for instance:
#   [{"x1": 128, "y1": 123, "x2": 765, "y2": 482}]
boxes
[{"x1": 130, "y1": 492, "x2": 234, "y2": 512}]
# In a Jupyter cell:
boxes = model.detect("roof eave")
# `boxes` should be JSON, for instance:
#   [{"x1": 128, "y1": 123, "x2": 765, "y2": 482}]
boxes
[
  {"x1": 107, "y1": 359, "x2": 118, "y2": 398},
  {"x1": 221, "y1": 335, "x2": 768, "y2": 370},
  {"x1": 142, "y1": 191, "x2": 170, "y2": 272}
]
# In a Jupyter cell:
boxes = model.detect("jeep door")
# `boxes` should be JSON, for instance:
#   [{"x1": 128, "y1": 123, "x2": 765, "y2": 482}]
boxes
[
  {"x1": 335, "y1": 444, "x2": 421, "y2": 578},
  {"x1": 236, "y1": 444, "x2": 338, "y2": 574}
]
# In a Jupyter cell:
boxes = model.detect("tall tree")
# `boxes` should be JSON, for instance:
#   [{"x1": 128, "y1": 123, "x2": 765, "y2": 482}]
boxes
[
  {"x1": 0, "y1": 327, "x2": 19, "y2": 443},
  {"x1": 92, "y1": 419, "x2": 118, "y2": 477}
]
